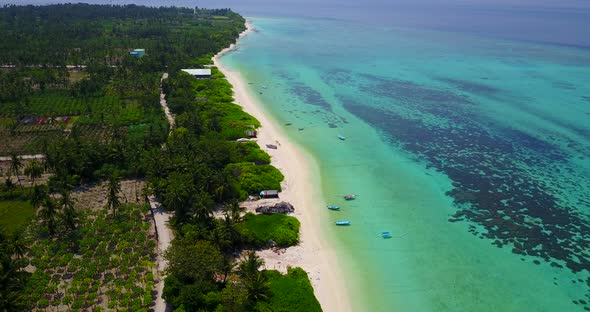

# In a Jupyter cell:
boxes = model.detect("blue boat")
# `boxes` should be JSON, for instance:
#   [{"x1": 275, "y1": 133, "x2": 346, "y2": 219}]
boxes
[
  {"x1": 338, "y1": 134, "x2": 346, "y2": 140},
  {"x1": 335, "y1": 220, "x2": 351, "y2": 226},
  {"x1": 381, "y1": 231, "x2": 392, "y2": 238},
  {"x1": 327, "y1": 205, "x2": 341, "y2": 210}
]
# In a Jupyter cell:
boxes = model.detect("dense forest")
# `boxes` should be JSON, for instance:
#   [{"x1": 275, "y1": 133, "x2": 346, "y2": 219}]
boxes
[{"x1": 0, "y1": 4, "x2": 320, "y2": 312}]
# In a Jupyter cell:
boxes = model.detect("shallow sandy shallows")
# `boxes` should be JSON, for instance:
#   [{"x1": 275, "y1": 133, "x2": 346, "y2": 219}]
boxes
[{"x1": 213, "y1": 21, "x2": 352, "y2": 312}]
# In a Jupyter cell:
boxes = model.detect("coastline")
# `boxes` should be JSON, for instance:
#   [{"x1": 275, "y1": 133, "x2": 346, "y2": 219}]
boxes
[{"x1": 213, "y1": 20, "x2": 353, "y2": 312}]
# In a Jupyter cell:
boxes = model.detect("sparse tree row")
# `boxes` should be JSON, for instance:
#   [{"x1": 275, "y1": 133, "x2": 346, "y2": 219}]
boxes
[{"x1": 0, "y1": 4, "x2": 320, "y2": 312}]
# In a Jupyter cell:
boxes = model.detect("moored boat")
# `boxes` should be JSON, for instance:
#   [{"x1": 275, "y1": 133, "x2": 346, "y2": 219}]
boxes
[
  {"x1": 338, "y1": 134, "x2": 346, "y2": 140},
  {"x1": 381, "y1": 231, "x2": 392, "y2": 238},
  {"x1": 335, "y1": 220, "x2": 351, "y2": 226},
  {"x1": 344, "y1": 194, "x2": 357, "y2": 200},
  {"x1": 327, "y1": 205, "x2": 340, "y2": 210}
]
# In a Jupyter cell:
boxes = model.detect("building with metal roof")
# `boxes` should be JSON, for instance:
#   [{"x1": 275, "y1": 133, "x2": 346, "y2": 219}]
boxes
[{"x1": 181, "y1": 68, "x2": 212, "y2": 78}]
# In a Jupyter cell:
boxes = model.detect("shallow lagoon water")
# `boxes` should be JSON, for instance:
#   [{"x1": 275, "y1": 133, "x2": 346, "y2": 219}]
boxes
[{"x1": 220, "y1": 17, "x2": 590, "y2": 311}]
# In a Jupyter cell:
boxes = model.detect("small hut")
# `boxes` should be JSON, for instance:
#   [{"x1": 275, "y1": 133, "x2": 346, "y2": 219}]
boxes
[
  {"x1": 245, "y1": 130, "x2": 257, "y2": 138},
  {"x1": 259, "y1": 190, "x2": 279, "y2": 198}
]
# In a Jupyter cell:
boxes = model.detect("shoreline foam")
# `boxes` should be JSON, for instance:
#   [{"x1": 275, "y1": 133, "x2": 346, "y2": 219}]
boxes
[{"x1": 213, "y1": 20, "x2": 352, "y2": 312}]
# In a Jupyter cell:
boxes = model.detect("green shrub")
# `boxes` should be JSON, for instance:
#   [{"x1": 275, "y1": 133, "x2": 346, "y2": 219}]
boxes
[
  {"x1": 224, "y1": 162, "x2": 284, "y2": 198},
  {"x1": 38, "y1": 298, "x2": 50, "y2": 308},
  {"x1": 232, "y1": 142, "x2": 271, "y2": 165},
  {"x1": 63, "y1": 295, "x2": 73, "y2": 305},
  {"x1": 72, "y1": 300, "x2": 84, "y2": 309},
  {"x1": 237, "y1": 213, "x2": 300, "y2": 247},
  {"x1": 260, "y1": 268, "x2": 322, "y2": 312},
  {"x1": 108, "y1": 300, "x2": 117, "y2": 309}
]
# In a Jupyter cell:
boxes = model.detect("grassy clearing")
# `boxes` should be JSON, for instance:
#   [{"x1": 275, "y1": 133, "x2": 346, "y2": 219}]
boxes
[
  {"x1": 238, "y1": 213, "x2": 300, "y2": 248},
  {"x1": 0, "y1": 200, "x2": 35, "y2": 234},
  {"x1": 68, "y1": 70, "x2": 88, "y2": 83},
  {"x1": 24, "y1": 204, "x2": 157, "y2": 311}
]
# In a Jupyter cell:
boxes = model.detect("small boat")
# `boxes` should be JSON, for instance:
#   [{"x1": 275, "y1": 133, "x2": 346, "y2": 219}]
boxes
[
  {"x1": 381, "y1": 231, "x2": 392, "y2": 238},
  {"x1": 338, "y1": 134, "x2": 346, "y2": 140},
  {"x1": 298, "y1": 127, "x2": 305, "y2": 131},
  {"x1": 266, "y1": 144, "x2": 278, "y2": 149},
  {"x1": 327, "y1": 205, "x2": 340, "y2": 210},
  {"x1": 335, "y1": 220, "x2": 351, "y2": 226},
  {"x1": 344, "y1": 194, "x2": 357, "y2": 200}
]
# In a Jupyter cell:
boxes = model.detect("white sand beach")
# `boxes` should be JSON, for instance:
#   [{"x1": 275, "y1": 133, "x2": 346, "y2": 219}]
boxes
[{"x1": 213, "y1": 20, "x2": 352, "y2": 312}]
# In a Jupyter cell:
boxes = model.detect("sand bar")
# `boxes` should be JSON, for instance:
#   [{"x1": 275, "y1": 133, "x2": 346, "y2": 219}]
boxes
[{"x1": 213, "y1": 20, "x2": 352, "y2": 312}]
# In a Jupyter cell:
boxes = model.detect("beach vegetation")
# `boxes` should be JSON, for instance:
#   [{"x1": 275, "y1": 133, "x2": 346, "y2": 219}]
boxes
[
  {"x1": 232, "y1": 141, "x2": 271, "y2": 165},
  {"x1": 257, "y1": 268, "x2": 322, "y2": 312},
  {"x1": 225, "y1": 162, "x2": 284, "y2": 198}
]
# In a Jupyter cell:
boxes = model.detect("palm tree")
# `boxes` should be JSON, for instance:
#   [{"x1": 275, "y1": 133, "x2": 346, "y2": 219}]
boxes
[
  {"x1": 8, "y1": 231, "x2": 27, "y2": 262},
  {"x1": 106, "y1": 174, "x2": 121, "y2": 217},
  {"x1": 38, "y1": 197, "x2": 58, "y2": 236},
  {"x1": 52, "y1": 170, "x2": 75, "y2": 194},
  {"x1": 211, "y1": 225, "x2": 232, "y2": 253},
  {"x1": 238, "y1": 251, "x2": 270, "y2": 302},
  {"x1": 9, "y1": 153, "x2": 22, "y2": 185},
  {"x1": 60, "y1": 190, "x2": 77, "y2": 231},
  {"x1": 223, "y1": 200, "x2": 242, "y2": 223},
  {"x1": 221, "y1": 213, "x2": 241, "y2": 250},
  {"x1": 24, "y1": 159, "x2": 44, "y2": 185},
  {"x1": 30, "y1": 185, "x2": 48, "y2": 209},
  {"x1": 220, "y1": 255, "x2": 236, "y2": 286},
  {"x1": 0, "y1": 248, "x2": 26, "y2": 311},
  {"x1": 192, "y1": 192, "x2": 213, "y2": 224},
  {"x1": 163, "y1": 173, "x2": 191, "y2": 222}
]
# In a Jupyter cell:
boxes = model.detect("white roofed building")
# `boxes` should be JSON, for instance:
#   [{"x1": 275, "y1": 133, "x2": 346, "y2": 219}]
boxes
[{"x1": 181, "y1": 68, "x2": 212, "y2": 79}]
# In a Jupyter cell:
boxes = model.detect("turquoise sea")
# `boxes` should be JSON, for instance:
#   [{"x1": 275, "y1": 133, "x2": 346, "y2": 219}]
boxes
[{"x1": 220, "y1": 17, "x2": 590, "y2": 311}]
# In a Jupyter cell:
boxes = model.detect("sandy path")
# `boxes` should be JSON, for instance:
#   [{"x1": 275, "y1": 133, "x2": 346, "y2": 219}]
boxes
[
  {"x1": 147, "y1": 72, "x2": 175, "y2": 312},
  {"x1": 160, "y1": 72, "x2": 175, "y2": 129},
  {"x1": 213, "y1": 21, "x2": 352, "y2": 312},
  {"x1": 148, "y1": 195, "x2": 174, "y2": 312}
]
